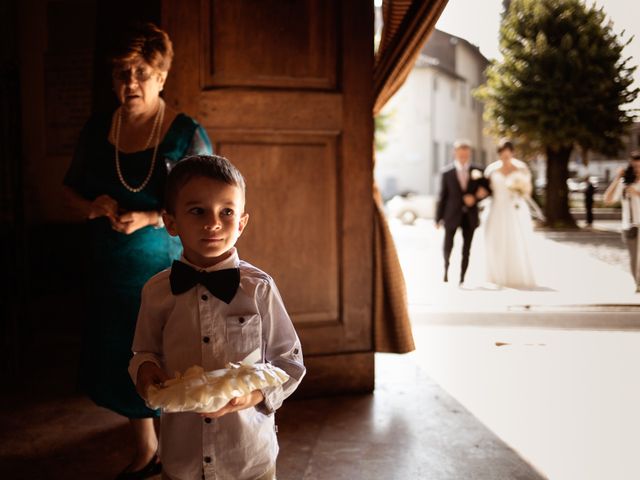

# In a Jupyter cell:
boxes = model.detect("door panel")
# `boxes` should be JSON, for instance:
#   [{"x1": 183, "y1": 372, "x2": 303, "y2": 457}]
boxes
[
  {"x1": 163, "y1": 0, "x2": 373, "y2": 361},
  {"x1": 201, "y1": 0, "x2": 337, "y2": 89},
  {"x1": 215, "y1": 132, "x2": 339, "y2": 326}
]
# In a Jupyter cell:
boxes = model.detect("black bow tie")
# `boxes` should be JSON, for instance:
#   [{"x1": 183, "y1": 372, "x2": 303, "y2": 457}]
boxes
[{"x1": 169, "y1": 261, "x2": 240, "y2": 304}]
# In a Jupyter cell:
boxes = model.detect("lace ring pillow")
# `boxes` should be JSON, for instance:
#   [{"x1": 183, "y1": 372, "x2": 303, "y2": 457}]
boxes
[{"x1": 146, "y1": 349, "x2": 290, "y2": 413}]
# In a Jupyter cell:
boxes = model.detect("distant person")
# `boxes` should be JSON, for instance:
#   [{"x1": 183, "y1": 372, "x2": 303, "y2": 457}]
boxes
[
  {"x1": 61, "y1": 23, "x2": 212, "y2": 478},
  {"x1": 130, "y1": 155, "x2": 305, "y2": 480},
  {"x1": 585, "y1": 177, "x2": 596, "y2": 227},
  {"x1": 483, "y1": 140, "x2": 537, "y2": 289},
  {"x1": 604, "y1": 151, "x2": 640, "y2": 292},
  {"x1": 435, "y1": 140, "x2": 490, "y2": 285}
]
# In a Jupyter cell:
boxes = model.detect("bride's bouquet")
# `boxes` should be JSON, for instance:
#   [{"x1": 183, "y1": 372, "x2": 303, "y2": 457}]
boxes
[{"x1": 505, "y1": 171, "x2": 531, "y2": 197}]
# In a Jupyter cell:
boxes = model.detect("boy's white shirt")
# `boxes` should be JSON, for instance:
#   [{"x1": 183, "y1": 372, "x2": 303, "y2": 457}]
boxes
[{"x1": 129, "y1": 247, "x2": 306, "y2": 480}]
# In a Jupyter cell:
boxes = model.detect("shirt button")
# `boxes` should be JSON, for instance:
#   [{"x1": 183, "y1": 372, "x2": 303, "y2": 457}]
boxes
[
  {"x1": 203, "y1": 336, "x2": 210, "y2": 343},
  {"x1": 204, "y1": 417, "x2": 212, "y2": 424},
  {"x1": 201, "y1": 294, "x2": 208, "y2": 301},
  {"x1": 239, "y1": 317, "x2": 245, "y2": 324},
  {"x1": 293, "y1": 348, "x2": 299, "y2": 355},
  {"x1": 204, "y1": 456, "x2": 212, "y2": 463}
]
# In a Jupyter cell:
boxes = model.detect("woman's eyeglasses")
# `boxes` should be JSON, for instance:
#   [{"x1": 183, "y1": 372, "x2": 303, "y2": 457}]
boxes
[{"x1": 112, "y1": 66, "x2": 154, "y2": 83}]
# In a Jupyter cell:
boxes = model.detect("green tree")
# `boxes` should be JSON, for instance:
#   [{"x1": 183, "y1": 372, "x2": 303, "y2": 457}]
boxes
[
  {"x1": 476, "y1": 0, "x2": 638, "y2": 227},
  {"x1": 375, "y1": 110, "x2": 394, "y2": 153}
]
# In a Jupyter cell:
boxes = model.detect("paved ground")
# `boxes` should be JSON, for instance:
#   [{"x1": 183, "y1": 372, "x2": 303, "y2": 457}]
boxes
[
  {"x1": 540, "y1": 220, "x2": 630, "y2": 272},
  {"x1": 395, "y1": 219, "x2": 639, "y2": 318},
  {"x1": 0, "y1": 353, "x2": 544, "y2": 480},
  {"x1": 390, "y1": 218, "x2": 640, "y2": 480}
]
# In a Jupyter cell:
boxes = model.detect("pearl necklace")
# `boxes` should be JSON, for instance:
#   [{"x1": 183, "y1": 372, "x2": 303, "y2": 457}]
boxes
[{"x1": 114, "y1": 99, "x2": 165, "y2": 193}]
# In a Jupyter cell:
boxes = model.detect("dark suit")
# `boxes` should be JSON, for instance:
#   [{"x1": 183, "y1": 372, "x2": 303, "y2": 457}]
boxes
[{"x1": 436, "y1": 163, "x2": 490, "y2": 282}]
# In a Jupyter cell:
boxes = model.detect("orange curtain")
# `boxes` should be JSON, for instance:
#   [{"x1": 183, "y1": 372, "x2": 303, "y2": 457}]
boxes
[{"x1": 373, "y1": 0, "x2": 448, "y2": 353}]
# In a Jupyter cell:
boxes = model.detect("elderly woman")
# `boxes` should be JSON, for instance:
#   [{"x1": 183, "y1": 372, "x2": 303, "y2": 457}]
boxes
[
  {"x1": 604, "y1": 151, "x2": 640, "y2": 293},
  {"x1": 63, "y1": 23, "x2": 212, "y2": 479}
]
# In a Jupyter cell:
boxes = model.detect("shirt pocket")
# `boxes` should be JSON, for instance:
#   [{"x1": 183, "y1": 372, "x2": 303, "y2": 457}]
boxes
[{"x1": 225, "y1": 313, "x2": 262, "y2": 361}]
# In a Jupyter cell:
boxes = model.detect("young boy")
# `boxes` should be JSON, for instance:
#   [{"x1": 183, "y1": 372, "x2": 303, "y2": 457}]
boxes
[{"x1": 129, "y1": 155, "x2": 306, "y2": 480}]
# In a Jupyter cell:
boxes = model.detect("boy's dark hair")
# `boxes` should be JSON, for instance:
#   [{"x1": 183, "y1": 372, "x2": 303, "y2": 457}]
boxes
[{"x1": 165, "y1": 155, "x2": 246, "y2": 213}]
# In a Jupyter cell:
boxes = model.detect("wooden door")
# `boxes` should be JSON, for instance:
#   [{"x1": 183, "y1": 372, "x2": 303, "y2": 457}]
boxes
[{"x1": 163, "y1": 0, "x2": 374, "y2": 394}]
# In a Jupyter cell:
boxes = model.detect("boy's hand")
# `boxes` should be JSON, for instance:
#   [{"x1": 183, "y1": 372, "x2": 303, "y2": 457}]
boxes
[
  {"x1": 136, "y1": 361, "x2": 169, "y2": 400},
  {"x1": 200, "y1": 391, "x2": 265, "y2": 419}
]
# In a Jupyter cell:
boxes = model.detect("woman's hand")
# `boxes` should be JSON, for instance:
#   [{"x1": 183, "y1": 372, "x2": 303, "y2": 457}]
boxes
[
  {"x1": 88, "y1": 195, "x2": 119, "y2": 221},
  {"x1": 199, "y1": 391, "x2": 265, "y2": 419},
  {"x1": 476, "y1": 186, "x2": 490, "y2": 200},
  {"x1": 136, "y1": 362, "x2": 170, "y2": 400},
  {"x1": 111, "y1": 211, "x2": 160, "y2": 235}
]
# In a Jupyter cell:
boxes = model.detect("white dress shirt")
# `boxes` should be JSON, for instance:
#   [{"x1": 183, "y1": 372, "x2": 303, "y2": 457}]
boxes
[
  {"x1": 611, "y1": 179, "x2": 640, "y2": 229},
  {"x1": 454, "y1": 159, "x2": 470, "y2": 190},
  {"x1": 129, "y1": 248, "x2": 306, "y2": 480}
]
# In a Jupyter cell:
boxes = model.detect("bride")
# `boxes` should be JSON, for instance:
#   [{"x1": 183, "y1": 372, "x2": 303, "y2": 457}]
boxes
[{"x1": 483, "y1": 140, "x2": 537, "y2": 288}]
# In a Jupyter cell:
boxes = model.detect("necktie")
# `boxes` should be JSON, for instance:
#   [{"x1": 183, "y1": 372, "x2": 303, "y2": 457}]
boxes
[
  {"x1": 458, "y1": 167, "x2": 469, "y2": 191},
  {"x1": 169, "y1": 260, "x2": 240, "y2": 304}
]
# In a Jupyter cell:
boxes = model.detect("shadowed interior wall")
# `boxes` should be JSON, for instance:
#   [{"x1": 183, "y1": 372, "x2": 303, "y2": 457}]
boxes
[
  {"x1": 12, "y1": 0, "x2": 162, "y2": 386},
  {"x1": 13, "y1": 0, "x2": 375, "y2": 396}
]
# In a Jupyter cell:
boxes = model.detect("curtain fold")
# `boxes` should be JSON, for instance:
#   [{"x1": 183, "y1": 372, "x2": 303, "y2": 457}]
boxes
[{"x1": 372, "y1": 0, "x2": 448, "y2": 353}]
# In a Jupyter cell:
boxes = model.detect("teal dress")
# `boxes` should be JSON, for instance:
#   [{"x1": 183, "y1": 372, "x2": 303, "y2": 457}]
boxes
[{"x1": 64, "y1": 112, "x2": 212, "y2": 418}]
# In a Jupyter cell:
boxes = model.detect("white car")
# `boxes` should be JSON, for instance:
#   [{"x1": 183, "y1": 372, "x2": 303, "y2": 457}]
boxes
[{"x1": 385, "y1": 193, "x2": 435, "y2": 225}]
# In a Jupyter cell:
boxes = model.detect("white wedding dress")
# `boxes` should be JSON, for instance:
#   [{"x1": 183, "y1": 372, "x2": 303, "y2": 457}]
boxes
[{"x1": 483, "y1": 160, "x2": 537, "y2": 288}]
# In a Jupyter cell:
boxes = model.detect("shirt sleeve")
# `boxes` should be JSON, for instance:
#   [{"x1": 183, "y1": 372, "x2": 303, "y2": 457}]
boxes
[
  {"x1": 128, "y1": 281, "x2": 167, "y2": 386},
  {"x1": 255, "y1": 280, "x2": 306, "y2": 415},
  {"x1": 185, "y1": 123, "x2": 213, "y2": 156}
]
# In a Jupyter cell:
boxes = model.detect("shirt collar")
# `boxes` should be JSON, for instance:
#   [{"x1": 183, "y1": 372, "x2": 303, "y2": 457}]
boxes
[
  {"x1": 454, "y1": 160, "x2": 470, "y2": 171},
  {"x1": 179, "y1": 247, "x2": 240, "y2": 273}
]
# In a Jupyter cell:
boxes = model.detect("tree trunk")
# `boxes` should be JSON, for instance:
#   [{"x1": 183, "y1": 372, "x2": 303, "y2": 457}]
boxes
[{"x1": 545, "y1": 145, "x2": 576, "y2": 228}]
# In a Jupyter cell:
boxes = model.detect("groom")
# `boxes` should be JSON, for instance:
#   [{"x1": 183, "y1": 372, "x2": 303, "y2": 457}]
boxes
[{"x1": 435, "y1": 139, "x2": 490, "y2": 284}]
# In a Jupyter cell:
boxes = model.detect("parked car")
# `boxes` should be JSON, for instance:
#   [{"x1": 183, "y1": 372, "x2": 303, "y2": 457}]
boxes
[{"x1": 385, "y1": 193, "x2": 435, "y2": 225}]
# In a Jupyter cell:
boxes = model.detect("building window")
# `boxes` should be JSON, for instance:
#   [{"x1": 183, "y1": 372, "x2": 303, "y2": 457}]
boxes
[
  {"x1": 460, "y1": 82, "x2": 466, "y2": 106},
  {"x1": 432, "y1": 141, "x2": 440, "y2": 174},
  {"x1": 433, "y1": 75, "x2": 438, "y2": 91},
  {"x1": 482, "y1": 150, "x2": 488, "y2": 165}
]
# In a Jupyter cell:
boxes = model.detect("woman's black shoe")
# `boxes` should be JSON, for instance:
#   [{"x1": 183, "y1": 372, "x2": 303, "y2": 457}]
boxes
[{"x1": 115, "y1": 454, "x2": 162, "y2": 480}]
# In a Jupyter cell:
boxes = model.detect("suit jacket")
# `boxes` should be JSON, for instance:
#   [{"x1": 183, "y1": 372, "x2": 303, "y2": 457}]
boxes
[{"x1": 436, "y1": 163, "x2": 491, "y2": 231}]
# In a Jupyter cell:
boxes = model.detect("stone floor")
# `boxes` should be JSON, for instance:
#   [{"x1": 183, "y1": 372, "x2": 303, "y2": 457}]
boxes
[{"x1": 0, "y1": 353, "x2": 544, "y2": 480}]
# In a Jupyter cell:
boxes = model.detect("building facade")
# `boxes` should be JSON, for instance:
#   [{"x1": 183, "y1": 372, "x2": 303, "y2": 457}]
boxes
[{"x1": 375, "y1": 29, "x2": 496, "y2": 199}]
